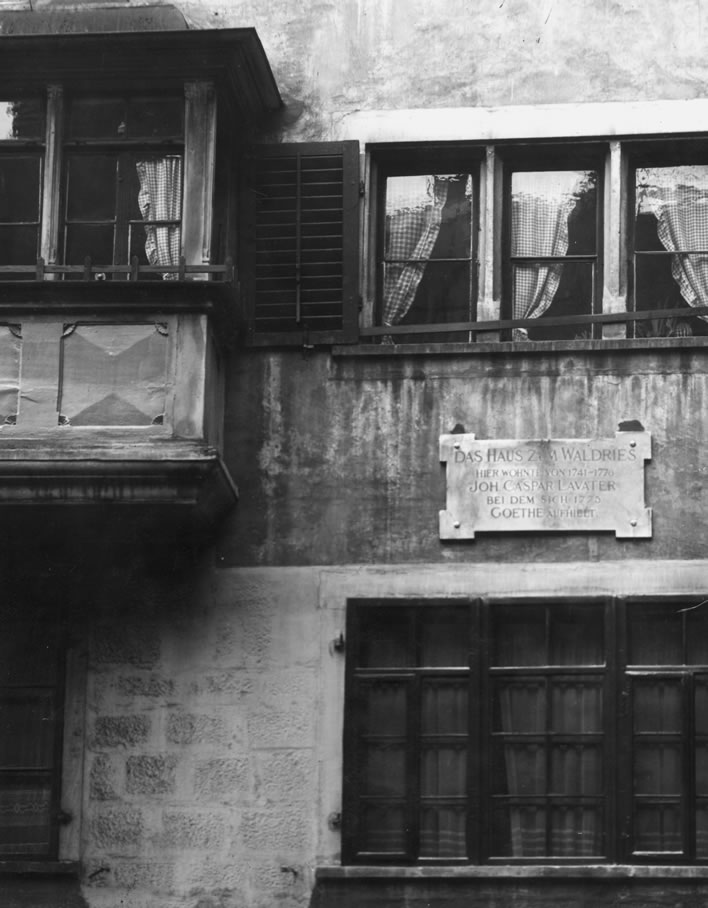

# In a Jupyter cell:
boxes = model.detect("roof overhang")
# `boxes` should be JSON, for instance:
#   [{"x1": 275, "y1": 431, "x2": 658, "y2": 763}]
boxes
[{"x1": 0, "y1": 18, "x2": 281, "y2": 119}]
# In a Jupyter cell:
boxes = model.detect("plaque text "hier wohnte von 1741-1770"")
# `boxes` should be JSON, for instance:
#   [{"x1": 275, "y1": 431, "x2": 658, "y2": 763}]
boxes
[{"x1": 439, "y1": 429, "x2": 652, "y2": 539}]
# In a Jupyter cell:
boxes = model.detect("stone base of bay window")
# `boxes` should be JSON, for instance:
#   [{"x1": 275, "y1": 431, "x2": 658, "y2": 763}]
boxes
[
  {"x1": 0, "y1": 863, "x2": 85, "y2": 908},
  {"x1": 314, "y1": 866, "x2": 708, "y2": 908}
]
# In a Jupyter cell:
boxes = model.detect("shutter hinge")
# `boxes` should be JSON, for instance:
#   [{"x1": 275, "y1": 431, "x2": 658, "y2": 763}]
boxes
[{"x1": 359, "y1": 180, "x2": 365, "y2": 198}]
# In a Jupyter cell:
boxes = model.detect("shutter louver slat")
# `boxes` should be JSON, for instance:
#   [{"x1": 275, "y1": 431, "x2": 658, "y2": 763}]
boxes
[{"x1": 245, "y1": 141, "x2": 360, "y2": 345}]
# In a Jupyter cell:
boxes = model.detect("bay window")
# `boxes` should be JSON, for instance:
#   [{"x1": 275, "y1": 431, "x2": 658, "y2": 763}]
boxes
[{"x1": 343, "y1": 597, "x2": 708, "y2": 864}]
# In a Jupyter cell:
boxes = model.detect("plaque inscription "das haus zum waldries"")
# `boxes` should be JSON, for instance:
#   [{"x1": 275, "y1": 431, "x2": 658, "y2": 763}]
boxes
[{"x1": 440, "y1": 428, "x2": 652, "y2": 539}]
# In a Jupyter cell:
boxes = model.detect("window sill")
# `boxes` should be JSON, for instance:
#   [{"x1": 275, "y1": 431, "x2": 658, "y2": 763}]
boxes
[
  {"x1": 0, "y1": 861, "x2": 79, "y2": 877},
  {"x1": 333, "y1": 337, "x2": 708, "y2": 357},
  {"x1": 317, "y1": 864, "x2": 708, "y2": 881}
]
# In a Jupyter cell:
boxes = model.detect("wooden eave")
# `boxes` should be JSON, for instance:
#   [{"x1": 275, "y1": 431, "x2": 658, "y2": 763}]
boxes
[{"x1": 0, "y1": 27, "x2": 282, "y2": 120}]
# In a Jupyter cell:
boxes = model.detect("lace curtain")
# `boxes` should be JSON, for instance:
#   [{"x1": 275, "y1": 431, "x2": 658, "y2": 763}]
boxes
[{"x1": 136, "y1": 156, "x2": 182, "y2": 279}]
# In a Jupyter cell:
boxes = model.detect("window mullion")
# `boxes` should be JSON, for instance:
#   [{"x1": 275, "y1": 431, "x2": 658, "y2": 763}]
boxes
[
  {"x1": 40, "y1": 84, "x2": 63, "y2": 270},
  {"x1": 601, "y1": 140, "x2": 628, "y2": 339},
  {"x1": 475, "y1": 146, "x2": 501, "y2": 341}
]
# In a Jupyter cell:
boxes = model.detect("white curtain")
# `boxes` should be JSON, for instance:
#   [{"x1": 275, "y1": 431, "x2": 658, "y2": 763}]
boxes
[
  {"x1": 511, "y1": 172, "x2": 584, "y2": 339},
  {"x1": 136, "y1": 156, "x2": 182, "y2": 279}
]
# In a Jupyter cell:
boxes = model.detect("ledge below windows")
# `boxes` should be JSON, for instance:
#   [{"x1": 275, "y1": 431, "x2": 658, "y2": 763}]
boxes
[
  {"x1": 317, "y1": 864, "x2": 708, "y2": 880},
  {"x1": 333, "y1": 337, "x2": 708, "y2": 357}
]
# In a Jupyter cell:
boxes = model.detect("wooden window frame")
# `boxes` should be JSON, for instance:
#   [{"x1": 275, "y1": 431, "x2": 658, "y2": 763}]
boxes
[
  {"x1": 361, "y1": 137, "x2": 708, "y2": 343},
  {"x1": 343, "y1": 596, "x2": 708, "y2": 866}
]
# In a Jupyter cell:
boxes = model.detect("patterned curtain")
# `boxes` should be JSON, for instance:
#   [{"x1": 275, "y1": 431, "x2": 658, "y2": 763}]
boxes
[
  {"x1": 136, "y1": 156, "x2": 182, "y2": 279},
  {"x1": 383, "y1": 176, "x2": 450, "y2": 329},
  {"x1": 652, "y1": 182, "x2": 708, "y2": 321},
  {"x1": 511, "y1": 173, "x2": 582, "y2": 339}
]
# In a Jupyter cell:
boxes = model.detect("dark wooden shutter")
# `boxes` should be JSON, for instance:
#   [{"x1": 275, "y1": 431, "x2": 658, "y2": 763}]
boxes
[{"x1": 242, "y1": 141, "x2": 360, "y2": 346}]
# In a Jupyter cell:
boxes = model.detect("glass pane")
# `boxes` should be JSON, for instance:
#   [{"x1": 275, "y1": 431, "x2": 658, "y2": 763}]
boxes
[
  {"x1": 512, "y1": 170, "x2": 597, "y2": 255},
  {"x1": 383, "y1": 173, "x2": 474, "y2": 334},
  {"x1": 0, "y1": 779, "x2": 52, "y2": 856},
  {"x1": 358, "y1": 608, "x2": 410, "y2": 667},
  {"x1": 687, "y1": 613, "x2": 708, "y2": 664},
  {"x1": 696, "y1": 803, "x2": 708, "y2": 858},
  {"x1": 128, "y1": 97, "x2": 183, "y2": 138},
  {"x1": 420, "y1": 608, "x2": 469, "y2": 666},
  {"x1": 696, "y1": 679, "x2": 708, "y2": 734},
  {"x1": 0, "y1": 100, "x2": 44, "y2": 141},
  {"x1": 629, "y1": 607, "x2": 683, "y2": 664},
  {"x1": 696, "y1": 743, "x2": 708, "y2": 796},
  {"x1": 550, "y1": 806, "x2": 603, "y2": 856},
  {"x1": 64, "y1": 224, "x2": 114, "y2": 268},
  {"x1": 551, "y1": 680, "x2": 603, "y2": 733},
  {"x1": 494, "y1": 680, "x2": 546, "y2": 732},
  {"x1": 492, "y1": 742, "x2": 545, "y2": 795},
  {"x1": 511, "y1": 260, "x2": 595, "y2": 341},
  {"x1": 634, "y1": 743, "x2": 682, "y2": 795},
  {"x1": 633, "y1": 679, "x2": 682, "y2": 732},
  {"x1": 360, "y1": 803, "x2": 406, "y2": 853},
  {"x1": 421, "y1": 681, "x2": 467, "y2": 734},
  {"x1": 0, "y1": 157, "x2": 40, "y2": 222},
  {"x1": 361, "y1": 680, "x2": 406, "y2": 736},
  {"x1": 491, "y1": 804, "x2": 546, "y2": 857},
  {"x1": 0, "y1": 623, "x2": 59, "y2": 686},
  {"x1": 551, "y1": 744, "x2": 602, "y2": 795},
  {"x1": 69, "y1": 98, "x2": 125, "y2": 139},
  {"x1": 362, "y1": 744, "x2": 406, "y2": 796},
  {"x1": 60, "y1": 324, "x2": 168, "y2": 426},
  {"x1": 421, "y1": 746, "x2": 466, "y2": 796},
  {"x1": 65, "y1": 155, "x2": 117, "y2": 221},
  {"x1": 420, "y1": 806, "x2": 466, "y2": 858},
  {"x1": 636, "y1": 165, "x2": 708, "y2": 250},
  {"x1": 0, "y1": 694, "x2": 55, "y2": 768},
  {"x1": 550, "y1": 606, "x2": 603, "y2": 665},
  {"x1": 0, "y1": 226, "x2": 37, "y2": 267},
  {"x1": 492, "y1": 605, "x2": 546, "y2": 666},
  {"x1": 635, "y1": 803, "x2": 682, "y2": 852}
]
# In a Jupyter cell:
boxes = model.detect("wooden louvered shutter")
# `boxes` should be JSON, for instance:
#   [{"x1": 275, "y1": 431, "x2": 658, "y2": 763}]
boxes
[{"x1": 242, "y1": 141, "x2": 360, "y2": 345}]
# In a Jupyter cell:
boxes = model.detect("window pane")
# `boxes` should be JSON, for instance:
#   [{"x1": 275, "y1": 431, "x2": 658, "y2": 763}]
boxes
[
  {"x1": 360, "y1": 803, "x2": 406, "y2": 853},
  {"x1": 633, "y1": 679, "x2": 682, "y2": 732},
  {"x1": 66, "y1": 155, "x2": 117, "y2": 220},
  {"x1": 635, "y1": 803, "x2": 682, "y2": 852},
  {"x1": 382, "y1": 173, "x2": 474, "y2": 333},
  {"x1": 695, "y1": 743, "x2": 708, "y2": 796},
  {"x1": 551, "y1": 680, "x2": 603, "y2": 733},
  {"x1": 492, "y1": 742, "x2": 545, "y2": 795},
  {"x1": 0, "y1": 226, "x2": 37, "y2": 268},
  {"x1": 493, "y1": 680, "x2": 546, "y2": 733},
  {"x1": 550, "y1": 606, "x2": 604, "y2": 665},
  {"x1": 361, "y1": 680, "x2": 406, "y2": 736},
  {"x1": 491, "y1": 805, "x2": 546, "y2": 857},
  {"x1": 687, "y1": 611, "x2": 708, "y2": 664},
  {"x1": 512, "y1": 170, "x2": 597, "y2": 256},
  {"x1": 420, "y1": 806, "x2": 466, "y2": 858},
  {"x1": 0, "y1": 99, "x2": 44, "y2": 141},
  {"x1": 696, "y1": 804, "x2": 708, "y2": 858},
  {"x1": 0, "y1": 779, "x2": 52, "y2": 856},
  {"x1": 551, "y1": 744, "x2": 602, "y2": 795},
  {"x1": 64, "y1": 225, "x2": 114, "y2": 269},
  {"x1": 550, "y1": 807, "x2": 603, "y2": 857},
  {"x1": 0, "y1": 157, "x2": 40, "y2": 223},
  {"x1": 358, "y1": 608, "x2": 410, "y2": 667},
  {"x1": 696, "y1": 678, "x2": 708, "y2": 734},
  {"x1": 421, "y1": 746, "x2": 466, "y2": 796},
  {"x1": 69, "y1": 98, "x2": 125, "y2": 139},
  {"x1": 628, "y1": 607, "x2": 683, "y2": 664},
  {"x1": 511, "y1": 260, "x2": 595, "y2": 340},
  {"x1": 634, "y1": 743, "x2": 682, "y2": 795},
  {"x1": 492, "y1": 606, "x2": 546, "y2": 665},
  {"x1": 421, "y1": 681, "x2": 467, "y2": 734},
  {"x1": 420, "y1": 608, "x2": 469, "y2": 666},
  {"x1": 362, "y1": 744, "x2": 406, "y2": 796},
  {"x1": 127, "y1": 97, "x2": 183, "y2": 138},
  {"x1": 0, "y1": 694, "x2": 55, "y2": 768}
]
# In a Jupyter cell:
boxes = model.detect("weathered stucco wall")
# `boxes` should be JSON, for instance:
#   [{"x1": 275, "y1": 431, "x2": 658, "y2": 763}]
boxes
[
  {"x1": 8, "y1": 0, "x2": 708, "y2": 140},
  {"x1": 219, "y1": 346, "x2": 707, "y2": 567}
]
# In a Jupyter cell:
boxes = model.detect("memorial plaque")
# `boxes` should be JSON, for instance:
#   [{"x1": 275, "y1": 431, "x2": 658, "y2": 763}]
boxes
[{"x1": 440, "y1": 428, "x2": 652, "y2": 539}]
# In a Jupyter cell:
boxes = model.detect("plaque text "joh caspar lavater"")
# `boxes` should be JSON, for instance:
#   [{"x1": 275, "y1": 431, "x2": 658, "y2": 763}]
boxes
[{"x1": 439, "y1": 427, "x2": 652, "y2": 539}]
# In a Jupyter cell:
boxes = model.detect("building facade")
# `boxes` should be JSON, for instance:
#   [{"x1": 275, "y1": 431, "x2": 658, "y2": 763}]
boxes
[{"x1": 1, "y1": 1, "x2": 708, "y2": 906}]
